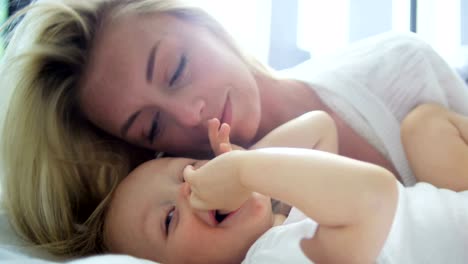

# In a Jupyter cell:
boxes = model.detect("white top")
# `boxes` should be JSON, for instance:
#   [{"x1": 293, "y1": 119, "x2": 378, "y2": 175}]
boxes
[
  {"x1": 244, "y1": 33, "x2": 468, "y2": 263},
  {"x1": 243, "y1": 207, "x2": 317, "y2": 263},
  {"x1": 283, "y1": 31, "x2": 468, "y2": 186},
  {"x1": 378, "y1": 182, "x2": 468, "y2": 264},
  {"x1": 243, "y1": 182, "x2": 468, "y2": 264}
]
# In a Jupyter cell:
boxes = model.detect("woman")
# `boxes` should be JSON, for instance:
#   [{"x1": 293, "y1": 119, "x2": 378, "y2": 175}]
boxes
[{"x1": 1, "y1": 0, "x2": 467, "y2": 256}]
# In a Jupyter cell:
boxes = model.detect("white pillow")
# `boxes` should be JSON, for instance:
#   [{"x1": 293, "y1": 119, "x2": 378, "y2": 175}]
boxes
[{"x1": 0, "y1": 208, "x2": 62, "y2": 261}]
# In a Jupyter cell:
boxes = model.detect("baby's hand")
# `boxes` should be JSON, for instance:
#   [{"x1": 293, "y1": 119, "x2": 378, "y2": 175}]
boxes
[
  {"x1": 183, "y1": 152, "x2": 250, "y2": 212},
  {"x1": 208, "y1": 118, "x2": 233, "y2": 156}
]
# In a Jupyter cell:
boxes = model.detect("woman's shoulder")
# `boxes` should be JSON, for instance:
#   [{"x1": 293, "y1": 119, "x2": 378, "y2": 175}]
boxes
[
  {"x1": 280, "y1": 31, "x2": 430, "y2": 77},
  {"x1": 353, "y1": 31, "x2": 430, "y2": 50}
]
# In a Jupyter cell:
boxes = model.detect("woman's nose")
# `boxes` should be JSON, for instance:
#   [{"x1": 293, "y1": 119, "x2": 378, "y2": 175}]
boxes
[{"x1": 171, "y1": 98, "x2": 206, "y2": 127}]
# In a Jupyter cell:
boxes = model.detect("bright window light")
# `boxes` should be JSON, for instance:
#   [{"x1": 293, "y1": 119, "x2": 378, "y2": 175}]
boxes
[
  {"x1": 417, "y1": 0, "x2": 461, "y2": 64},
  {"x1": 297, "y1": 0, "x2": 350, "y2": 58},
  {"x1": 189, "y1": 0, "x2": 272, "y2": 64},
  {"x1": 392, "y1": 0, "x2": 411, "y2": 32}
]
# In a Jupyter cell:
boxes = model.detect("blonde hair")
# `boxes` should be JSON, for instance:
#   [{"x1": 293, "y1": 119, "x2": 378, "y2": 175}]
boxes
[{"x1": 0, "y1": 0, "x2": 272, "y2": 257}]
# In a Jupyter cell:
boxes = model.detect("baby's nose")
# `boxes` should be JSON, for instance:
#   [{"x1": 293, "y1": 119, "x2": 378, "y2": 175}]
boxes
[{"x1": 179, "y1": 182, "x2": 191, "y2": 199}]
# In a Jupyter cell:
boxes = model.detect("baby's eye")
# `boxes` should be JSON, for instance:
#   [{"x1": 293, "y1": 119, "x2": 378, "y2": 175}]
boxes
[{"x1": 165, "y1": 207, "x2": 175, "y2": 235}]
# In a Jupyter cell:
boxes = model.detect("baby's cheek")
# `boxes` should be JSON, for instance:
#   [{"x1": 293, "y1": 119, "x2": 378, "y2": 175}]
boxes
[{"x1": 169, "y1": 224, "x2": 212, "y2": 260}]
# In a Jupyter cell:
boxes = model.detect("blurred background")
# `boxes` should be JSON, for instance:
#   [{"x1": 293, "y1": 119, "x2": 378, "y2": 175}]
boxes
[
  {"x1": 0, "y1": 0, "x2": 6, "y2": 57},
  {"x1": 194, "y1": 0, "x2": 468, "y2": 82},
  {"x1": 1, "y1": 0, "x2": 468, "y2": 80}
]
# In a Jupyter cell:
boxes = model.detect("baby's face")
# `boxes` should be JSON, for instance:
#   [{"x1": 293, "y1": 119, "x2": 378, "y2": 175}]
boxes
[{"x1": 104, "y1": 157, "x2": 273, "y2": 263}]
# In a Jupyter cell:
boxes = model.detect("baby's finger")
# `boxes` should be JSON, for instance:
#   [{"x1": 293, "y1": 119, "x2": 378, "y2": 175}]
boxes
[
  {"x1": 189, "y1": 193, "x2": 211, "y2": 210},
  {"x1": 208, "y1": 118, "x2": 221, "y2": 153},
  {"x1": 218, "y1": 123, "x2": 231, "y2": 144},
  {"x1": 208, "y1": 119, "x2": 220, "y2": 139},
  {"x1": 219, "y1": 142, "x2": 232, "y2": 154},
  {"x1": 183, "y1": 165, "x2": 196, "y2": 183}
]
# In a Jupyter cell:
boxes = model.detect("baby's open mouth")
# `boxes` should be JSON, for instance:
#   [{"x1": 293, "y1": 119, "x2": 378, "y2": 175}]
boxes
[
  {"x1": 211, "y1": 208, "x2": 241, "y2": 226},
  {"x1": 214, "y1": 210, "x2": 229, "y2": 224}
]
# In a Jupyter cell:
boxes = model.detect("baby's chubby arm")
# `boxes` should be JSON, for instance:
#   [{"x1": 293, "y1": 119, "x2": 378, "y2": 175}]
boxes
[
  {"x1": 195, "y1": 111, "x2": 340, "y2": 212},
  {"x1": 208, "y1": 110, "x2": 338, "y2": 156},
  {"x1": 250, "y1": 111, "x2": 338, "y2": 153},
  {"x1": 237, "y1": 148, "x2": 398, "y2": 264},
  {"x1": 188, "y1": 117, "x2": 397, "y2": 263},
  {"x1": 184, "y1": 148, "x2": 398, "y2": 263}
]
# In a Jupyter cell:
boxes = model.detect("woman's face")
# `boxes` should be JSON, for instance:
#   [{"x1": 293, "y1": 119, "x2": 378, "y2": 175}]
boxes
[
  {"x1": 80, "y1": 13, "x2": 262, "y2": 156},
  {"x1": 104, "y1": 158, "x2": 273, "y2": 263}
]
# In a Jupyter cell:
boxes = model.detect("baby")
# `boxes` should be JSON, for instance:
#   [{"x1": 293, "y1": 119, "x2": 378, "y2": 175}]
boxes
[{"x1": 101, "y1": 105, "x2": 468, "y2": 263}]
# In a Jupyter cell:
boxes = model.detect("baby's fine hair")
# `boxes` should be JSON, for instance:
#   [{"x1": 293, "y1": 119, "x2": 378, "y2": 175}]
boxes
[{"x1": 0, "y1": 0, "x2": 271, "y2": 257}]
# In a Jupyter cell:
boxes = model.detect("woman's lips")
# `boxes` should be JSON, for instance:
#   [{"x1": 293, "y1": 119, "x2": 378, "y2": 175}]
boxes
[{"x1": 221, "y1": 95, "x2": 232, "y2": 125}]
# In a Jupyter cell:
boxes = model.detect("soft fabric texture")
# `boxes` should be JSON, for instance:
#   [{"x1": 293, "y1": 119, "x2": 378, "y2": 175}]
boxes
[
  {"x1": 0, "y1": 209, "x2": 158, "y2": 264},
  {"x1": 244, "y1": 182, "x2": 468, "y2": 264},
  {"x1": 243, "y1": 207, "x2": 317, "y2": 263},
  {"x1": 454, "y1": 46, "x2": 468, "y2": 84},
  {"x1": 377, "y1": 182, "x2": 468, "y2": 263},
  {"x1": 0, "y1": 209, "x2": 64, "y2": 262},
  {"x1": 0, "y1": 249, "x2": 155, "y2": 264},
  {"x1": 285, "y1": 31, "x2": 468, "y2": 186}
]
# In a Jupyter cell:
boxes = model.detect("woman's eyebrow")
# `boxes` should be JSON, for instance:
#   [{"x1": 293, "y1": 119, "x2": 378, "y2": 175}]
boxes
[{"x1": 146, "y1": 42, "x2": 160, "y2": 83}]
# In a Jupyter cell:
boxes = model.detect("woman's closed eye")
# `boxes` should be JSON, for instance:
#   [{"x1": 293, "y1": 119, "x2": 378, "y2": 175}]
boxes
[
  {"x1": 169, "y1": 54, "x2": 187, "y2": 87},
  {"x1": 147, "y1": 112, "x2": 160, "y2": 144}
]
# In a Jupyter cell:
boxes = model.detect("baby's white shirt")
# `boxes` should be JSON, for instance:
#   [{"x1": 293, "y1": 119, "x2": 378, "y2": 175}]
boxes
[
  {"x1": 243, "y1": 182, "x2": 468, "y2": 263},
  {"x1": 242, "y1": 207, "x2": 317, "y2": 263}
]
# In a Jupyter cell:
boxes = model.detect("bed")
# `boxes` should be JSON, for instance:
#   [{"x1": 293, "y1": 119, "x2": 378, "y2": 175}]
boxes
[{"x1": 0, "y1": 210, "x2": 155, "y2": 263}]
